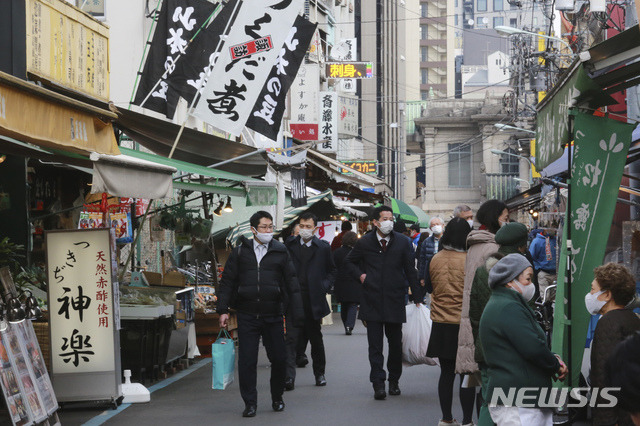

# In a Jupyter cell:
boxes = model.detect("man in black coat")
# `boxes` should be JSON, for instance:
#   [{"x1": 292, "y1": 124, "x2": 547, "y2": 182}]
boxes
[
  {"x1": 346, "y1": 205, "x2": 421, "y2": 400},
  {"x1": 284, "y1": 212, "x2": 336, "y2": 389},
  {"x1": 218, "y1": 211, "x2": 303, "y2": 418}
]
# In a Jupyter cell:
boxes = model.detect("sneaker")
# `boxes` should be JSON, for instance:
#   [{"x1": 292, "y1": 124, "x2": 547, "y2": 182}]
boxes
[{"x1": 438, "y1": 420, "x2": 460, "y2": 426}]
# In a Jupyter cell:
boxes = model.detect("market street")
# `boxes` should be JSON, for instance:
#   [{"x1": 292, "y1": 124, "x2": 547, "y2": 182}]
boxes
[{"x1": 59, "y1": 314, "x2": 449, "y2": 426}]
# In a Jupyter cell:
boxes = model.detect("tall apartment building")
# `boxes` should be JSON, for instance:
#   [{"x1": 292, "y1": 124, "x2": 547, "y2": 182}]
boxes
[
  {"x1": 359, "y1": 0, "x2": 407, "y2": 197},
  {"x1": 419, "y1": 0, "x2": 456, "y2": 100}
]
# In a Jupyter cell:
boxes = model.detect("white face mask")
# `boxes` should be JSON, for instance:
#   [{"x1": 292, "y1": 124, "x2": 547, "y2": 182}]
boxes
[
  {"x1": 585, "y1": 290, "x2": 607, "y2": 315},
  {"x1": 512, "y1": 280, "x2": 535, "y2": 302},
  {"x1": 378, "y1": 220, "x2": 394, "y2": 235},
  {"x1": 253, "y1": 228, "x2": 273, "y2": 245},
  {"x1": 431, "y1": 225, "x2": 443, "y2": 235},
  {"x1": 467, "y1": 219, "x2": 474, "y2": 229},
  {"x1": 299, "y1": 228, "x2": 315, "y2": 241}
]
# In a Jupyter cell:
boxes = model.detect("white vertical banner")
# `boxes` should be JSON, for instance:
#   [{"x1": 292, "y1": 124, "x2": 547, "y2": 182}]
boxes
[
  {"x1": 318, "y1": 91, "x2": 338, "y2": 152},
  {"x1": 193, "y1": 0, "x2": 304, "y2": 136},
  {"x1": 290, "y1": 64, "x2": 319, "y2": 123},
  {"x1": 338, "y1": 94, "x2": 359, "y2": 137},
  {"x1": 340, "y1": 38, "x2": 357, "y2": 93}
]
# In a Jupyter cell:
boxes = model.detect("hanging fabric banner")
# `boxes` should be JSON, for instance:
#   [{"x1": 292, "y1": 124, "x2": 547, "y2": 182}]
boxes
[
  {"x1": 132, "y1": 0, "x2": 217, "y2": 118},
  {"x1": 552, "y1": 112, "x2": 635, "y2": 386},
  {"x1": 290, "y1": 166, "x2": 307, "y2": 207},
  {"x1": 167, "y1": 0, "x2": 240, "y2": 109},
  {"x1": 192, "y1": 0, "x2": 304, "y2": 136},
  {"x1": 246, "y1": 15, "x2": 316, "y2": 140}
]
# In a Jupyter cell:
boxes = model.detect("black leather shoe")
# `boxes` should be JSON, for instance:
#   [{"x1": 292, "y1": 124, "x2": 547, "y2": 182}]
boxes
[
  {"x1": 374, "y1": 388, "x2": 387, "y2": 400},
  {"x1": 388, "y1": 381, "x2": 401, "y2": 396},
  {"x1": 284, "y1": 378, "x2": 295, "y2": 391},
  {"x1": 315, "y1": 374, "x2": 327, "y2": 386},
  {"x1": 242, "y1": 405, "x2": 257, "y2": 417},
  {"x1": 272, "y1": 400, "x2": 285, "y2": 412},
  {"x1": 296, "y1": 356, "x2": 309, "y2": 368},
  {"x1": 345, "y1": 327, "x2": 353, "y2": 335}
]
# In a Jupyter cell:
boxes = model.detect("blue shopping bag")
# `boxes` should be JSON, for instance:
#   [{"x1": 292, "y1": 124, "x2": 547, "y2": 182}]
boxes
[{"x1": 212, "y1": 329, "x2": 236, "y2": 390}]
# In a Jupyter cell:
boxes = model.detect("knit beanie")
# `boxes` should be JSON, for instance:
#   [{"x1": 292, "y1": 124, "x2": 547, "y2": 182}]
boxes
[
  {"x1": 488, "y1": 253, "x2": 532, "y2": 289},
  {"x1": 495, "y1": 222, "x2": 528, "y2": 249}
]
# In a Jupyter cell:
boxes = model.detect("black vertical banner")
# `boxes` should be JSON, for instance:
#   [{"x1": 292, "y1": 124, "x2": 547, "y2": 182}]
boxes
[
  {"x1": 132, "y1": 0, "x2": 216, "y2": 119},
  {"x1": 168, "y1": 0, "x2": 240, "y2": 109},
  {"x1": 246, "y1": 16, "x2": 317, "y2": 140},
  {"x1": 290, "y1": 166, "x2": 307, "y2": 207}
]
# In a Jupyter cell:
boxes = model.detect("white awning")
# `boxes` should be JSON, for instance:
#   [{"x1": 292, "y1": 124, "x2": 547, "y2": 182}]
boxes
[{"x1": 90, "y1": 152, "x2": 177, "y2": 199}]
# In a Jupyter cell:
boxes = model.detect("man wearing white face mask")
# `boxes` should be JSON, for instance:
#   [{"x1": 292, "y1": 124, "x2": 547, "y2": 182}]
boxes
[
  {"x1": 346, "y1": 205, "x2": 421, "y2": 400},
  {"x1": 217, "y1": 211, "x2": 303, "y2": 418},
  {"x1": 480, "y1": 253, "x2": 568, "y2": 426},
  {"x1": 586, "y1": 263, "x2": 640, "y2": 426},
  {"x1": 418, "y1": 217, "x2": 445, "y2": 293}
]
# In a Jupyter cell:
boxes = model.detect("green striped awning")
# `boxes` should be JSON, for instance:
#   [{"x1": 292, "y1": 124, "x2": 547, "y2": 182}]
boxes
[{"x1": 226, "y1": 190, "x2": 333, "y2": 247}]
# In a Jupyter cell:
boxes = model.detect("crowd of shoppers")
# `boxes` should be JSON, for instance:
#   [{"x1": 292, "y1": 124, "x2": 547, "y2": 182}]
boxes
[{"x1": 216, "y1": 200, "x2": 640, "y2": 425}]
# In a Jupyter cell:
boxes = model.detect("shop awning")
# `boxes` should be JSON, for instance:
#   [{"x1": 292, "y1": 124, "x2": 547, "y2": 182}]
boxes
[
  {"x1": 505, "y1": 184, "x2": 543, "y2": 212},
  {"x1": 408, "y1": 204, "x2": 431, "y2": 228},
  {"x1": 0, "y1": 71, "x2": 120, "y2": 156},
  {"x1": 90, "y1": 152, "x2": 176, "y2": 199},
  {"x1": 305, "y1": 148, "x2": 385, "y2": 188},
  {"x1": 226, "y1": 190, "x2": 339, "y2": 246},
  {"x1": 112, "y1": 106, "x2": 267, "y2": 176}
]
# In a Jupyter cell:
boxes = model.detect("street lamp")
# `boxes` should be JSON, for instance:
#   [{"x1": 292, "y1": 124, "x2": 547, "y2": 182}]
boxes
[
  {"x1": 494, "y1": 123, "x2": 536, "y2": 134},
  {"x1": 494, "y1": 26, "x2": 572, "y2": 51},
  {"x1": 491, "y1": 148, "x2": 534, "y2": 184}
]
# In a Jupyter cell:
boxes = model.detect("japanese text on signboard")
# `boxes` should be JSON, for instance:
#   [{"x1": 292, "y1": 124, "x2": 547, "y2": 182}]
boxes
[{"x1": 318, "y1": 91, "x2": 338, "y2": 152}]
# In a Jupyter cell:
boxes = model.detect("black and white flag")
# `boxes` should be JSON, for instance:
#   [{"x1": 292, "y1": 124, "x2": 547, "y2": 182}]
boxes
[
  {"x1": 132, "y1": 0, "x2": 216, "y2": 119},
  {"x1": 246, "y1": 15, "x2": 316, "y2": 141}
]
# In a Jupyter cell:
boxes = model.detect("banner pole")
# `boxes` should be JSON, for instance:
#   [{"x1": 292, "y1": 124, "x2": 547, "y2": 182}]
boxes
[{"x1": 167, "y1": 0, "x2": 243, "y2": 159}]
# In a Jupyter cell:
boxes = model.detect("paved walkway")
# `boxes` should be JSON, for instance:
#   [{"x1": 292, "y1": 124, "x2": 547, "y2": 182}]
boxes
[{"x1": 58, "y1": 314, "x2": 471, "y2": 426}]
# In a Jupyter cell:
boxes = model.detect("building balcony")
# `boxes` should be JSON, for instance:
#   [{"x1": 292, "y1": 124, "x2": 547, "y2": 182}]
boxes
[
  {"x1": 422, "y1": 61, "x2": 447, "y2": 68},
  {"x1": 421, "y1": 16, "x2": 447, "y2": 24},
  {"x1": 485, "y1": 173, "x2": 519, "y2": 201},
  {"x1": 420, "y1": 83, "x2": 446, "y2": 92},
  {"x1": 420, "y1": 39, "x2": 446, "y2": 47}
]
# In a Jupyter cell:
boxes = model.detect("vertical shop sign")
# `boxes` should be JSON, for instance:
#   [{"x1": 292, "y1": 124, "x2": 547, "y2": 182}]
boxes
[
  {"x1": 193, "y1": 0, "x2": 304, "y2": 136},
  {"x1": 318, "y1": 91, "x2": 338, "y2": 152},
  {"x1": 552, "y1": 112, "x2": 635, "y2": 386},
  {"x1": 338, "y1": 95, "x2": 359, "y2": 137},
  {"x1": 46, "y1": 228, "x2": 121, "y2": 402}
]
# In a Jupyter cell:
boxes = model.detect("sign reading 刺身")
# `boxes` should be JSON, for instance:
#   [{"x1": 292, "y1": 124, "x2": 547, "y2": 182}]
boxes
[{"x1": 325, "y1": 62, "x2": 374, "y2": 79}]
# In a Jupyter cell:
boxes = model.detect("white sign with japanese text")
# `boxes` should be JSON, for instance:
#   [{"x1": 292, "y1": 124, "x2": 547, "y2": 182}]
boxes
[
  {"x1": 193, "y1": 0, "x2": 304, "y2": 136},
  {"x1": 338, "y1": 95, "x2": 359, "y2": 137},
  {"x1": 290, "y1": 64, "x2": 319, "y2": 123},
  {"x1": 46, "y1": 229, "x2": 116, "y2": 374},
  {"x1": 318, "y1": 91, "x2": 338, "y2": 152}
]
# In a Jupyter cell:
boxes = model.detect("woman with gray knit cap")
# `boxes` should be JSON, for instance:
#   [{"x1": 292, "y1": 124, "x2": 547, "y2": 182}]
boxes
[{"x1": 479, "y1": 254, "x2": 568, "y2": 425}]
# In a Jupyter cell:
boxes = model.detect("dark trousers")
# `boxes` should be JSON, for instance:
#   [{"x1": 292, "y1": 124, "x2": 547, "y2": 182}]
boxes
[
  {"x1": 366, "y1": 321, "x2": 402, "y2": 385},
  {"x1": 340, "y1": 303, "x2": 358, "y2": 330},
  {"x1": 296, "y1": 316, "x2": 326, "y2": 376},
  {"x1": 284, "y1": 317, "x2": 299, "y2": 381},
  {"x1": 237, "y1": 312, "x2": 286, "y2": 406}
]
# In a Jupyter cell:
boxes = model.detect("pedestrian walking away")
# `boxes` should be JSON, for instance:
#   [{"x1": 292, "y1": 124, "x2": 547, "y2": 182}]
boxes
[
  {"x1": 285, "y1": 212, "x2": 336, "y2": 390},
  {"x1": 333, "y1": 231, "x2": 362, "y2": 335},
  {"x1": 426, "y1": 217, "x2": 475, "y2": 426},
  {"x1": 217, "y1": 211, "x2": 303, "y2": 418},
  {"x1": 346, "y1": 205, "x2": 421, "y2": 400}
]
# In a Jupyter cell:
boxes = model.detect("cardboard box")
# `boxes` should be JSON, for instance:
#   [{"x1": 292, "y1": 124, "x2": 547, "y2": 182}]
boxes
[
  {"x1": 142, "y1": 271, "x2": 162, "y2": 285},
  {"x1": 162, "y1": 271, "x2": 186, "y2": 287}
]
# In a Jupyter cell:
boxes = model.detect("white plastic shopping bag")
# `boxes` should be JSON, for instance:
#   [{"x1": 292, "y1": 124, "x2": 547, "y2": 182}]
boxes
[{"x1": 402, "y1": 304, "x2": 438, "y2": 366}]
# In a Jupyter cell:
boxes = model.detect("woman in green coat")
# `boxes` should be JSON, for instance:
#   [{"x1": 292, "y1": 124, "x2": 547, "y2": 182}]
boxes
[{"x1": 479, "y1": 254, "x2": 568, "y2": 426}]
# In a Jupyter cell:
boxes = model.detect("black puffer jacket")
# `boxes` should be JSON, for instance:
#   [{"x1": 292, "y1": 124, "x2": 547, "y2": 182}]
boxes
[{"x1": 217, "y1": 236, "x2": 303, "y2": 324}]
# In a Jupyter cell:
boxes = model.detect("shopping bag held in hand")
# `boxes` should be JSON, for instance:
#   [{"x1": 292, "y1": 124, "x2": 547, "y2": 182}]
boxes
[
  {"x1": 212, "y1": 329, "x2": 236, "y2": 390},
  {"x1": 402, "y1": 304, "x2": 438, "y2": 366}
]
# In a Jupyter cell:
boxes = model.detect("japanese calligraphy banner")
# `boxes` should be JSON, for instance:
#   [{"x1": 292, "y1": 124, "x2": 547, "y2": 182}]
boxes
[
  {"x1": 318, "y1": 91, "x2": 338, "y2": 152},
  {"x1": 246, "y1": 15, "x2": 317, "y2": 141},
  {"x1": 338, "y1": 95, "x2": 359, "y2": 137},
  {"x1": 46, "y1": 229, "x2": 118, "y2": 375},
  {"x1": 168, "y1": 0, "x2": 240, "y2": 111},
  {"x1": 192, "y1": 0, "x2": 305, "y2": 136},
  {"x1": 551, "y1": 112, "x2": 634, "y2": 387},
  {"x1": 132, "y1": 0, "x2": 217, "y2": 119}
]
